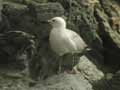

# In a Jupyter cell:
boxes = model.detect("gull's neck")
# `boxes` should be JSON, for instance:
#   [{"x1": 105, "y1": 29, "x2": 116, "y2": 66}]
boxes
[
  {"x1": 52, "y1": 27, "x2": 66, "y2": 33},
  {"x1": 52, "y1": 24, "x2": 66, "y2": 30}
]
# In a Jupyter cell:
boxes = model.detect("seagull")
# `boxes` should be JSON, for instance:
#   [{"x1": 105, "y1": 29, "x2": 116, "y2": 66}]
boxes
[{"x1": 48, "y1": 17, "x2": 88, "y2": 73}]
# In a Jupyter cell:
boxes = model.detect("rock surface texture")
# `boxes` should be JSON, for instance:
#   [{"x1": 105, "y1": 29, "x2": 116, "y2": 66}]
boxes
[{"x1": 0, "y1": 0, "x2": 119, "y2": 90}]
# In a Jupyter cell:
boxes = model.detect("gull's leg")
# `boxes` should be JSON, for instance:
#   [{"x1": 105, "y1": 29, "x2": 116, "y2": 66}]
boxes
[
  {"x1": 71, "y1": 54, "x2": 80, "y2": 74},
  {"x1": 66, "y1": 53, "x2": 76, "y2": 74},
  {"x1": 58, "y1": 56, "x2": 63, "y2": 73},
  {"x1": 72, "y1": 53, "x2": 75, "y2": 68},
  {"x1": 70, "y1": 53, "x2": 77, "y2": 74}
]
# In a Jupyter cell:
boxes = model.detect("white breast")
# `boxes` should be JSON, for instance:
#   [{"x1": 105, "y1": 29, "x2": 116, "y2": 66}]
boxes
[{"x1": 49, "y1": 28, "x2": 81, "y2": 56}]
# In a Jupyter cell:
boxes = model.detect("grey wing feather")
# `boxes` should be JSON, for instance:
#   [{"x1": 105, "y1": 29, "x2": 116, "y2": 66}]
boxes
[{"x1": 67, "y1": 29, "x2": 87, "y2": 51}]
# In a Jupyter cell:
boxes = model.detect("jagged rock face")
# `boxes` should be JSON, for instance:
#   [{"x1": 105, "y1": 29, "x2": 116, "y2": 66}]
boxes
[
  {"x1": 37, "y1": 73, "x2": 93, "y2": 90},
  {"x1": 75, "y1": 55, "x2": 104, "y2": 83},
  {"x1": 0, "y1": 31, "x2": 36, "y2": 72},
  {"x1": 0, "y1": 0, "x2": 120, "y2": 90},
  {"x1": 94, "y1": 0, "x2": 120, "y2": 68}
]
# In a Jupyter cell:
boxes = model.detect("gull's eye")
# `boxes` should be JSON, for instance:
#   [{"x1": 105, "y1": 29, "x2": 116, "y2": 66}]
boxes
[{"x1": 52, "y1": 19, "x2": 56, "y2": 22}]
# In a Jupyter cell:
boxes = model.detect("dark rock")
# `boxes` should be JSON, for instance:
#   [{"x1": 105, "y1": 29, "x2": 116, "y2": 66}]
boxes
[
  {"x1": 94, "y1": 0, "x2": 120, "y2": 69},
  {"x1": 94, "y1": 71, "x2": 120, "y2": 90},
  {"x1": 0, "y1": 30, "x2": 36, "y2": 80},
  {"x1": 28, "y1": 2, "x2": 65, "y2": 21},
  {"x1": 108, "y1": 71, "x2": 120, "y2": 90}
]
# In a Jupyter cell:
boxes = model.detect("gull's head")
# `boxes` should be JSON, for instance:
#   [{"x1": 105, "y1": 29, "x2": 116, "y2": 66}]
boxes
[{"x1": 48, "y1": 17, "x2": 66, "y2": 29}]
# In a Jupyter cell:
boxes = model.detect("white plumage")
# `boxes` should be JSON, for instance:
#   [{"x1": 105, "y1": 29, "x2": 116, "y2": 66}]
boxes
[
  {"x1": 48, "y1": 17, "x2": 87, "y2": 72},
  {"x1": 49, "y1": 17, "x2": 87, "y2": 56}
]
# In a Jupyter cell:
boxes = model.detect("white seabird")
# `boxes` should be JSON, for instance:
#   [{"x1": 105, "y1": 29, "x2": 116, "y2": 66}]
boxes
[{"x1": 48, "y1": 17, "x2": 88, "y2": 73}]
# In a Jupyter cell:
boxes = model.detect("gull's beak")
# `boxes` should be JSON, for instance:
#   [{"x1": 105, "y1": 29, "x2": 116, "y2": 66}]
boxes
[
  {"x1": 40, "y1": 19, "x2": 52, "y2": 24},
  {"x1": 40, "y1": 20, "x2": 49, "y2": 24},
  {"x1": 47, "y1": 19, "x2": 51, "y2": 23}
]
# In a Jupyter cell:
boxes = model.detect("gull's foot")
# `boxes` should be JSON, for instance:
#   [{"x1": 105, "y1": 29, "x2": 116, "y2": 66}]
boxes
[
  {"x1": 64, "y1": 66, "x2": 80, "y2": 74},
  {"x1": 72, "y1": 66, "x2": 80, "y2": 74},
  {"x1": 64, "y1": 69, "x2": 76, "y2": 74}
]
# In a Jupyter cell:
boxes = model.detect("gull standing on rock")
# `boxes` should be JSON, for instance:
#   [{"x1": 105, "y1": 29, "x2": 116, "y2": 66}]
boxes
[{"x1": 48, "y1": 17, "x2": 88, "y2": 73}]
